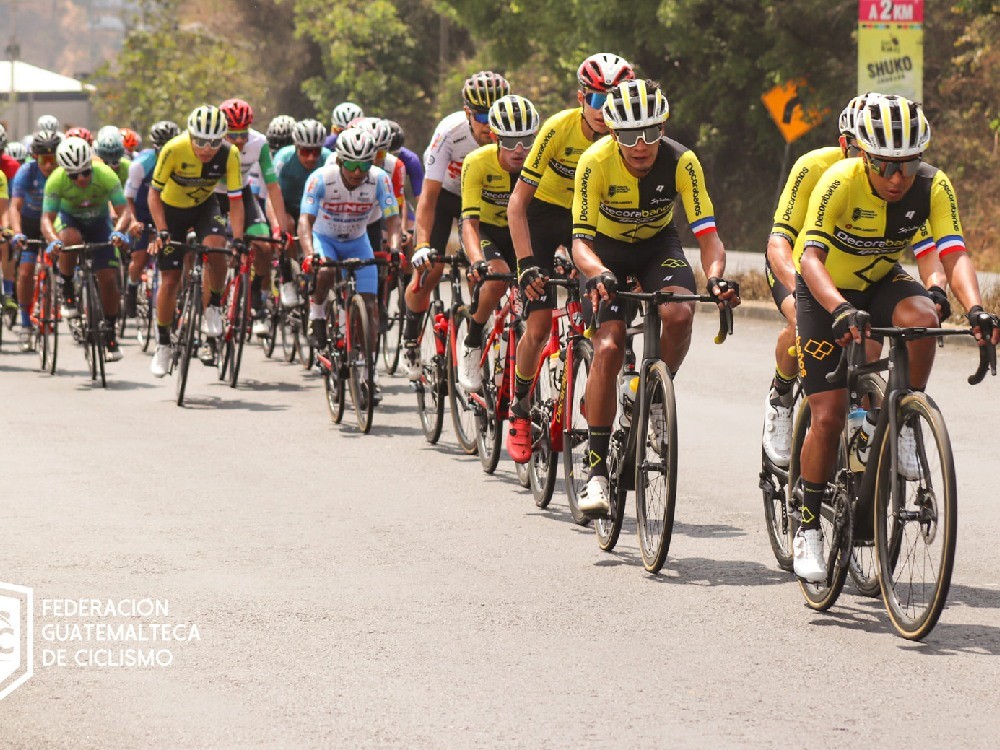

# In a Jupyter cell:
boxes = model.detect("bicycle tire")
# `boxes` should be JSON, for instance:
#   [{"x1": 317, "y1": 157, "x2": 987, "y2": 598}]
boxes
[
  {"x1": 324, "y1": 348, "x2": 346, "y2": 423},
  {"x1": 595, "y1": 429, "x2": 628, "y2": 551},
  {"x1": 788, "y1": 402, "x2": 852, "y2": 611},
  {"x1": 381, "y1": 271, "x2": 405, "y2": 375},
  {"x1": 416, "y1": 306, "x2": 445, "y2": 444},
  {"x1": 761, "y1": 385, "x2": 803, "y2": 572},
  {"x1": 47, "y1": 274, "x2": 59, "y2": 375},
  {"x1": 529, "y1": 349, "x2": 561, "y2": 509},
  {"x1": 230, "y1": 272, "x2": 251, "y2": 389},
  {"x1": 137, "y1": 274, "x2": 154, "y2": 352},
  {"x1": 848, "y1": 373, "x2": 887, "y2": 597},
  {"x1": 563, "y1": 340, "x2": 594, "y2": 526},
  {"x1": 634, "y1": 362, "x2": 678, "y2": 573},
  {"x1": 476, "y1": 322, "x2": 503, "y2": 473},
  {"x1": 447, "y1": 308, "x2": 479, "y2": 455},
  {"x1": 90, "y1": 275, "x2": 107, "y2": 389},
  {"x1": 262, "y1": 297, "x2": 279, "y2": 358},
  {"x1": 80, "y1": 278, "x2": 96, "y2": 380},
  {"x1": 347, "y1": 295, "x2": 375, "y2": 433},
  {"x1": 217, "y1": 274, "x2": 236, "y2": 382},
  {"x1": 37, "y1": 272, "x2": 51, "y2": 371},
  {"x1": 175, "y1": 281, "x2": 200, "y2": 407},
  {"x1": 874, "y1": 392, "x2": 956, "y2": 640}
]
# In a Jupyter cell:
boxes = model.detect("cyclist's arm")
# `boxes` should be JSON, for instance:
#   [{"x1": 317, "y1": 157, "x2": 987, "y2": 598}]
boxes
[
  {"x1": 413, "y1": 178, "x2": 442, "y2": 248},
  {"x1": 111, "y1": 199, "x2": 130, "y2": 233},
  {"x1": 941, "y1": 251, "x2": 984, "y2": 317},
  {"x1": 297, "y1": 172, "x2": 325, "y2": 257},
  {"x1": 916, "y1": 250, "x2": 946, "y2": 291},
  {"x1": 41, "y1": 210, "x2": 60, "y2": 243},
  {"x1": 571, "y1": 236, "x2": 606, "y2": 278},
  {"x1": 508, "y1": 178, "x2": 537, "y2": 261},
  {"x1": 228, "y1": 196, "x2": 245, "y2": 239},
  {"x1": 766, "y1": 234, "x2": 796, "y2": 292},
  {"x1": 384, "y1": 213, "x2": 402, "y2": 253},
  {"x1": 697, "y1": 230, "x2": 726, "y2": 281},
  {"x1": 297, "y1": 213, "x2": 316, "y2": 257},
  {"x1": 148, "y1": 187, "x2": 168, "y2": 235},
  {"x1": 264, "y1": 181, "x2": 287, "y2": 232},
  {"x1": 9, "y1": 197, "x2": 23, "y2": 234},
  {"x1": 460, "y1": 217, "x2": 483, "y2": 264}
]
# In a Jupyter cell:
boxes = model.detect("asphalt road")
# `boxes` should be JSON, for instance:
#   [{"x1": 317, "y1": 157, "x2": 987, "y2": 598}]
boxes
[{"x1": 1, "y1": 308, "x2": 999, "y2": 748}]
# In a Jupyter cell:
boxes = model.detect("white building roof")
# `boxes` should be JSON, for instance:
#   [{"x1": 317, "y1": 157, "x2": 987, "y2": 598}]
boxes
[{"x1": 0, "y1": 61, "x2": 95, "y2": 95}]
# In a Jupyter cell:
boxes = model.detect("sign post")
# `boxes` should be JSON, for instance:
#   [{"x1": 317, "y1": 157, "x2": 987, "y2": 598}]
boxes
[
  {"x1": 761, "y1": 79, "x2": 826, "y2": 205},
  {"x1": 858, "y1": 0, "x2": 924, "y2": 101}
]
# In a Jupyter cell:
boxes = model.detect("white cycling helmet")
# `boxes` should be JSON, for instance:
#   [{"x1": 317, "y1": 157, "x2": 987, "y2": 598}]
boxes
[
  {"x1": 331, "y1": 102, "x2": 364, "y2": 131},
  {"x1": 187, "y1": 105, "x2": 228, "y2": 140},
  {"x1": 368, "y1": 119, "x2": 394, "y2": 150},
  {"x1": 37, "y1": 114, "x2": 60, "y2": 132},
  {"x1": 0, "y1": 123, "x2": 6, "y2": 151},
  {"x1": 56, "y1": 136, "x2": 93, "y2": 173},
  {"x1": 577, "y1": 53, "x2": 635, "y2": 92},
  {"x1": 266, "y1": 115, "x2": 296, "y2": 140},
  {"x1": 488, "y1": 95, "x2": 540, "y2": 137},
  {"x1": 335, "y1": 127, "x2": 378, "y2": 162},
  {"x1": 5, "y1": 141, "x2": 28, "y2": 163},
  {"x1": 293, "y1": 119, "x2": 327, "y2": 147},
  {"x1": 95, "y1": 128, "x2": 126, "y2": 164},
  {"x1": 854, "y1": 94, "x2": 930, "y2": 158},
  {"x1": 602, "y1": 79, "x2": 669, "y2": 129}
]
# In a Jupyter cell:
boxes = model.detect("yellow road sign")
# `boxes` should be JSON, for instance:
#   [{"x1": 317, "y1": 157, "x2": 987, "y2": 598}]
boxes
[{"x1": 761, "y1": 80, "x2": 825, "y2": 144}]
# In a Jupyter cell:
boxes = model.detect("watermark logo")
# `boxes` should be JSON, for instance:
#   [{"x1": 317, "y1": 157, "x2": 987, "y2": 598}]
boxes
[{"x1": 0, "y1": 582, "x2": 33, "y2": 701}]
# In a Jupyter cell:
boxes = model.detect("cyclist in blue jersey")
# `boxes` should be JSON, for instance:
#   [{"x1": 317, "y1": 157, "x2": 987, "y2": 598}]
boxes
[
  {"x1": 323, "y1": 101, "x2": 363, "y2": 151},
  {"x1": 10, "y1": 130, "x2": 60, "y2": 348},
  {"x1": 123, "y1": 120, "x2": 180, "y2": 318}
]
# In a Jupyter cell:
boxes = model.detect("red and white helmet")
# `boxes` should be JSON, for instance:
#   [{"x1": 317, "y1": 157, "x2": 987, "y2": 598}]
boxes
[{"x1": 577, "y1": 53, "x2": 635, "y2": 92}]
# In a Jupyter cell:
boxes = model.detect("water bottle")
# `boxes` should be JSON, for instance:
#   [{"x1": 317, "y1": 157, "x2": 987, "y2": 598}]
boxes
[
  {"x1": 855, "y1": 410, "x2": 878, "y2": 466},
  {"x1": 618, "y1": 370, "x2": 638, "y2": 429},
  {"x1": 847, "y1": 406, "x2": 867, "y2": 472}
]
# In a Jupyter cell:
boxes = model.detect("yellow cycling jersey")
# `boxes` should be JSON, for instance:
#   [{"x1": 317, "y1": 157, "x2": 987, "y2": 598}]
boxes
[
  {"x1": 771, "y1": 146, "x2": 842, "y2": 244},
  {"x1": 573, "y1": 135, "x2": 717, "y2": 244},
  {"x1": 793, "y1": 158, "x2": 964, "y2": 291},
  {"x1": 151, "y1": 133, "x2": 242, "y2": 209},
  {"x1": 520, "y1": 108, "x2": 594, "y2": 209},
  {"x1": 460, "y1": 144, "x2": 517, "y2": 228},
  {"x1": 0, "y1": 170, "x2": 7, "y2": 201}
]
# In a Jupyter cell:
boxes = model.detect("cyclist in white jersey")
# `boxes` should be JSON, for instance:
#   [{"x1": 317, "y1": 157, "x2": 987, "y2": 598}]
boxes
[
  {"x1": 401, "y1": 71, "x2": 511, "y2": 380},
  {"x1": 298, "y1": 127, "x2": 402, "y2": 400}
]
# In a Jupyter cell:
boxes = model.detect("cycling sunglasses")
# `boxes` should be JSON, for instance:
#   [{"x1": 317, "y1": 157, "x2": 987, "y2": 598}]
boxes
[
  {"x1": 498, "y1": 134, "x2": 536, "y2": 151},
  {"x1": 297, "y1": 146, "x2": 321, "y2": 157},
  {"x1": 866, "y1": 154, "x2": 921, "y2": 178},
  {"x1": 584, "y1": 92, "x2": 608, "y2": 109},
  {"x1": 341, "y1": 159, "x2": 373, "y2": 173},
  {"x1": 227, "y1": 129, "x2": 249, "y2": 140},
  {"x1": 614, "y1": 125, "x2": 661, "y2": 148},
  {"x1": 68, "y1": 169, "x2": 93, "y2": 180},
  {"x1": 471, "y1": 111, "x2": 491, "y2": 125},
  {"x1": 191, "y1": 136, "x2": 224, "y2": 149}
]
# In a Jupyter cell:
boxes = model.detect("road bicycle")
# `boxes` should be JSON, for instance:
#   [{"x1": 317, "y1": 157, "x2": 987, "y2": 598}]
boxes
[
  {"x1": 589, "y1": 288, "x2": 735, "y2": 573},
  {"x1": 62, "y1": 243, "x2": 119, "y2": 388},
  {"x1": 377, "y1": 248, "x2": 407, "y2": 376},
  {"x1": 411, "y1": 253, "x2": 473, "y2": 447},
  {"x1": 163, "y1": 239, "x2": 233, "y2": 407},
  {"x1": 787, "y1": 311, "x2": 995, "y2": 639},
  {"x1": 19, "y1": 240, "x2": 58, "y2": 371},
  {"x1": 316, "y1": 256, "x2": 385, "y2": 433}
]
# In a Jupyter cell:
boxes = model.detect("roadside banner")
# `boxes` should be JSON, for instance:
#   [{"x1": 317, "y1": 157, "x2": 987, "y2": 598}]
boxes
[{"x1": 858, "y1": 0, "x2": 924, "y2": 101}]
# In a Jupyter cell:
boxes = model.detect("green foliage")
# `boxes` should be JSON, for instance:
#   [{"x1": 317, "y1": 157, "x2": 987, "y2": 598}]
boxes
[{"x1": 88, "y1": 0, "x2": 266, "y2": 132}]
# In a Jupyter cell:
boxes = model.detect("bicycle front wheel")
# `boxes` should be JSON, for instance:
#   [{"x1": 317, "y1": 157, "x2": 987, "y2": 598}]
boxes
[
  {"x1": 381, "y1": 270, "x2": 405, "y2": 375},
  {"x1": 848, "y1": 372, "x2": 887, "y2": 598},
  {"x1": 447, "y1": 308, "x2": 479, "y2": 454},
  {"x1": 595, "y1": 430, "x2": 627, "y2": 552},
  {"x1": 563, "y1": 340, "x2": 594, "y2": 525},
  {"x1": 416, "y1": 307, "x2": 445, "y2": 444},
  {"x1": 229, "y1": 272, "x2": 251, "y2": 389},
  {"x1": 475, "y1": 323, "x2": 503, "y2": 473},
  {"x1": 175, "y1": 283, "x2": 200, "y2": 407},
  {"x1": 347, "y1": 295, "x2": 375, "y2": 433},
  {"x1": 529, "y1": 349, "x2": 561, "y2": 509},
  {"x1": 37, "y1": 272, "x2": 52, "y2": 371},
  {"x1": 634, "y1": 362, "x2": 678, "y2": 573},
  {"x1": 874, "y1": 392, "x2": 956, "y2": 640}
]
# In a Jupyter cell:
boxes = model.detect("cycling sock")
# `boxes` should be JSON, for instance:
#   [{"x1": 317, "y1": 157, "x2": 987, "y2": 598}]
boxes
[
  {"x1": 771, "y1": 368, "x2": 797, "y2": 407},
  {"x1": 251, "y1": 275, "x2": 262, "y2": 303},
  {"x1": 586, "y1": 427, "x2": 612, "y2": 479},
  {"x1": 106, "y1": 316, "x2": 117, "y2": 336},
  {"x1": 2, "y1": 279, "x2": 13, "y2": 296},
  {"x1": 403, "y1": 308, "x2": 423, "y2": 342},
  {"x1": 799, "y1": 480, "x2": 825, "y2": 531},
  {"x1": 20, "y1": 307, "x2": 31, "y2": 328},
  {"x1": 309, "y1": 301, "x2": 325, "y2": 320},
  {"x1": 209, "y1": 291, "x2": 222, "y2": 307},
  {"x1": 60, "y1": 274, "x2": 74, "y2": 298},
  {"x1": 464, "y1": 318, "x2": 485, "y2": 348},
  {"x1": 510, "y1": 367, "x2": 534, "y2": 419},
  {"x1": 157, "y1": 324, "x2": 170, "y2": 345}
]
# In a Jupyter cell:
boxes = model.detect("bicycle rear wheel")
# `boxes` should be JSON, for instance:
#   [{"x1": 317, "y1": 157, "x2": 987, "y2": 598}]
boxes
[
  {"x1": 324, "y1": 347, "x2": 346, "y2": 423},
  {"x1": 634, "y1": 362, "x2": 678, "y2": 573},
  {"x1": 229, "y1": 272, "x2": 251, "y2": 389},
  {"x1": 137, "y1": 273, "x2": 154, "y2": 352},
  {"x1": 848, "y1": 373, "x2": 887, "y2": 597},
  {"x1": 347, "y1": 295, "x2": 375, "y2": 433},
  {"x1": 595, "y1": 429, "x2": 628, "y2": 551},
  {"x1": 416, "y1": 307, "x2": 445, "y2": 444},
  {"x1": 529, "y1": 350, "x2": 561, "y2": 509},
  {"x1": 37, "y1": 272, "x2": 51, "y2": 371},
  {"x1": 262, "y1": 295, "x2": 278, "y2": 358},
  {"x1": 563, "y1": 340, "x2": 594, "y2": 525},
  {"x1": 447, "y1": 308, "x2": 479, "y2": 454},
  {"x1": 381, "y1": 270, "x2": 405, "y2": 375},
  {"x1": 47, "y1": 275, "x2": 59, "y2": 374},
  {"x1": 874, "y1": 393, "x2": 956, "y2": 640}
]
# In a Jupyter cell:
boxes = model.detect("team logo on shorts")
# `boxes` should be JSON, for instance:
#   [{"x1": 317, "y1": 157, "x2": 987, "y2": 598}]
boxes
[
  {"x1": 803, "y1": 338, "x2": 835, "y2": 360},
  {"x1": 892, "y1": 273, "x2": 913, "y2": 283},
  {"x1": 660, "y1": 258, "x2": 687, "y2": 268}
]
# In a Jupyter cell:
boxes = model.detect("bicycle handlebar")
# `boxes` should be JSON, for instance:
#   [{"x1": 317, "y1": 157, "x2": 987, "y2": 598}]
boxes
[
  {"x1": 588, "y1": 288, "x2": 735, "y2": 345},
  {"x1": 414, "y1": 252, "x2": 469, "y2": 291},
  {"x1": 314, "y1": 257, "x2": 387, "y2": 270},
  {"x1": 468, "y1": 273, "x2": 515, "y2": 317},
  {"x1": 824, "y1": 309, "x2": 997, "y2": 386}
]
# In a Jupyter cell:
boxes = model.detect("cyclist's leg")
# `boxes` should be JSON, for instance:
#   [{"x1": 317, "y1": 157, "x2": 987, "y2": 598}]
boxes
[
  {"x1": 55, "y1": 215, "x2": 83, "y2": 308},
  {"x1": 197, "y1": 198, "x2": 229, "y2": 317},
  {"x1": 16, "y1": 217, "x2": 43, "y2": 329},
  {"x1": 126, "y1": 225, "x2": 151, "y2": 316},
  {"x1": 244, "y1": 186, "x2": 271, "y2": 315},
  {"x1": 336, "y1": 234, "x2": 379, "y2": 352},
  {"x1": 309, "y1": 233, "x2": 342, "y2": 347},
  {"x1": 868, "y1": 265, "x2": 937, "y2": 389},
  {"x1": 403, "y1": 190, "x2": 458, "y2": 340}
]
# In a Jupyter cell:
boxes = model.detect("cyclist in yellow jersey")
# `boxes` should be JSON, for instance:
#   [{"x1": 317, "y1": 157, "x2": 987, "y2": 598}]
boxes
[
  {"x1": 761, "y1": 93, "x2": 949, "y2": 468},
  {"x1": 457, "y1": 95, "x2": 541, "y2": 392},
  {"x1": 570, "y1": 79, "x2": 739, "y2": 516},
  {"x1": 506, "y1": 52, "x2": 635, "y2": 464},
  {"x1": 791, "y1": 94, "x2": 999, "y2": 582},
  {"x1": 147, "y1": 104, "x2": 245, "y2": 378}
]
